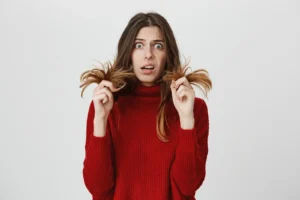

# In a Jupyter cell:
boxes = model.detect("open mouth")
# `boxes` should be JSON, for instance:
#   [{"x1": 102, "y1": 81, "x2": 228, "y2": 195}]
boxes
[{"x1": 141, "y1": 66, "x2": 155, "y2": 70}]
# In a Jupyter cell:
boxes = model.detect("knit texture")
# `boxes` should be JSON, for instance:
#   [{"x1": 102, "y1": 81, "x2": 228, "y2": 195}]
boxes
[{"x1": 82, "y1": 83, "x2": 210, "y2": 200}]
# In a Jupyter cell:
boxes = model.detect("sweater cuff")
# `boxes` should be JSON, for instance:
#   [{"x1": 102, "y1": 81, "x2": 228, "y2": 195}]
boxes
[
  {"x1": 177, "y1": 126, "x2": 197, "y2": 142},
  {"x1": 86, "y1": 133, "x2": 111, "y2": 161}
]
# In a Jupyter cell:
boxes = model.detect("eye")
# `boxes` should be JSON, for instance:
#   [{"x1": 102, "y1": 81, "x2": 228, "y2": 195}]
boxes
[
  {"x1": 154, "y1": 43, "x2": 163, "y2": 49},
  {"x1": 135, "y1": 43, "x2": 143, "y2": 49}
]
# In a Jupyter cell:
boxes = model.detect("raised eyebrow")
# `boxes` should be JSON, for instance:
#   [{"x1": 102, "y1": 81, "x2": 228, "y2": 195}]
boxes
[
  {"x1": 135, "y1": 38, "x2": 165, "y2": 43},
  {"x1": 153, "y1": 40, "x2": 164, "y2": 43}
]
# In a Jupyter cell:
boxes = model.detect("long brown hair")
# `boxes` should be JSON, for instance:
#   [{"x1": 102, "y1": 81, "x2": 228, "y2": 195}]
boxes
[{"x1": 79, "y1": 12, "x2": 212, "y2": 142}]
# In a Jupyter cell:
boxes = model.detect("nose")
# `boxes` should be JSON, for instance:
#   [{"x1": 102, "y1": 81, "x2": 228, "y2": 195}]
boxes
[{"x1": 144, "y1": 45, "x2": 153, "y2": 59}]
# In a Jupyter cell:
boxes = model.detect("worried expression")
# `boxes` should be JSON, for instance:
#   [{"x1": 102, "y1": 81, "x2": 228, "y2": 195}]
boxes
[{"x1": 131, "y1": 26, "x2": 167, "y2": 87}]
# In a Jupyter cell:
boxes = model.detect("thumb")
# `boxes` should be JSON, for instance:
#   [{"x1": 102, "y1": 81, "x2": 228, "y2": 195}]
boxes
[
  {"x1": 170, "y1": 80, "x2": 177, "y2": 98},
  {"x1": 110, "y1": 83, "x2": 126, "y2": 93}
]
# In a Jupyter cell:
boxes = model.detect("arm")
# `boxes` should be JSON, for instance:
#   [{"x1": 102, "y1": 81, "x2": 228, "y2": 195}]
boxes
[
  {"x1": 170, "y1": 98, "x2": 210, "y2": 196},
  {"x1": 82, "y1": 101, "x2": 115, "y2": 199}
]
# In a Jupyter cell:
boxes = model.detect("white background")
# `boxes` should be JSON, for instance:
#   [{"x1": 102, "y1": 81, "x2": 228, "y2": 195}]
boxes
[{"x1": 0, "y1": 0, "x2": 299, "y2": 199}]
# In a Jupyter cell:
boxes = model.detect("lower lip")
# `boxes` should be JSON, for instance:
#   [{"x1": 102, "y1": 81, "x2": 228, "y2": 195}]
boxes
[{"x1": 142, "y1": 69, "x2": 154, "y2": 75}]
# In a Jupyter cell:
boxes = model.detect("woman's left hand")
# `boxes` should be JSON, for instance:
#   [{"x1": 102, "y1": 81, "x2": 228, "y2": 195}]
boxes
[{"x1": 170, "y1": 77, "x2": 195, "y2": 118}]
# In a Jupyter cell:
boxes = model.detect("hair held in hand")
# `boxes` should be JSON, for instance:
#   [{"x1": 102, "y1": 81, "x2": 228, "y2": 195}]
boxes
[
  {"x1": 79, "y1": 61, "x2": 136, "y2": 98},
  {"x1": 79, "y1": 59, "x2": 212, "y2": 142}
]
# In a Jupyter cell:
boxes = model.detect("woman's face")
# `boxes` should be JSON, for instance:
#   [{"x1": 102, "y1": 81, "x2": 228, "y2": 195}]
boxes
[{"x1": 131, "y1": 26, "x2": 167, "y2": 86}]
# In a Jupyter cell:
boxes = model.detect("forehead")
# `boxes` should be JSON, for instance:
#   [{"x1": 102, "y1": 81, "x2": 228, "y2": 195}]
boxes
[{"x1": 135, "y1": 26, "x2": 164, "y2": 40}]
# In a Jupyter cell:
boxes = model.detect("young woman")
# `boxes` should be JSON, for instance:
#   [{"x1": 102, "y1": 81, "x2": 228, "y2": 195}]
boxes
[{"x1": 80, "y1": 12, "x2": 212, "y2": 200}]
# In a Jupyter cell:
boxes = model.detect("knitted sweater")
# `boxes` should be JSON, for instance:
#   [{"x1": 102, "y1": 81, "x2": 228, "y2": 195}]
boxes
[{"x1": 82, "y1": 83, "x2": 210, "y2": 200}]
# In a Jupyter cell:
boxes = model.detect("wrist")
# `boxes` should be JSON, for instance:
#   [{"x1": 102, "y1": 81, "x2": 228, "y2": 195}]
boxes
[
  {"x1": 179, "y1": 115, "x2": 195, "y2": 130},
  {"x1": 94, "y1": 115, "x2": 108, "y2": 122}
]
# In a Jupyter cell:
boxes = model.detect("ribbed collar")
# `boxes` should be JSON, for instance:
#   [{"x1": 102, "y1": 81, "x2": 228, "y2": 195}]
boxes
[{"x1": 133, "y1": 83, "x2": 161, "y2": 97}]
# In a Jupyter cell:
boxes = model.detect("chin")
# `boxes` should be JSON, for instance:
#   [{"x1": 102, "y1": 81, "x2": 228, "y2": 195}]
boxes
[
  {"x1": 137, "y1": 78, "x2": 158, "y2": 86},
  {"x1": 137, "y1": 75, "x2": 156, "y2": 82}
]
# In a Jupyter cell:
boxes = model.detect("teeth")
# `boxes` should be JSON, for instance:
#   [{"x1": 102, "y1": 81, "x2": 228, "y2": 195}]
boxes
[{"x1": 142, "y1": 66, "x2": 154, "y2": 69}]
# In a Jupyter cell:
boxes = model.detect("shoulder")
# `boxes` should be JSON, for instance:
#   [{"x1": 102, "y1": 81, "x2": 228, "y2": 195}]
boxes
[
  {"x1": 194, "y1": 97, "x2": 209, "y2": 118},
  {"x1": 87, "y1": 100, "x2": 95, "y2": 117},
  {"x1": 194, "y1": 97, "x2": 208, "y2": 110}
]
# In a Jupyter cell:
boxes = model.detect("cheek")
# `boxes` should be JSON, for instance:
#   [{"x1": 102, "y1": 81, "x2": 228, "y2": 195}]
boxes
[
  {"x1": 158, "y1": 50, "x2": 166, "y2": 60},
  {"x1": 131, "y1": 51, "x2": 143, "y2": 65},
  {"x1": 131, "y1": 53, "x2": 142, "y2": 73},
  {"x1": 158, "y1": 53, "x2": 167, "y2": 65}
]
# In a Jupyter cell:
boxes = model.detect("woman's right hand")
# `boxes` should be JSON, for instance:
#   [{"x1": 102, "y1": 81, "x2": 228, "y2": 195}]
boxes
[{"x1": 92, "y1": 80, "x2": 122, "y2": 119}]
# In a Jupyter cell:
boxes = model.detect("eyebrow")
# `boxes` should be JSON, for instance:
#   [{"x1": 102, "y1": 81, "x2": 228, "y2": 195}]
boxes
[{"x1": 135, "y1": 38, "x2": 164, "y2": 43}]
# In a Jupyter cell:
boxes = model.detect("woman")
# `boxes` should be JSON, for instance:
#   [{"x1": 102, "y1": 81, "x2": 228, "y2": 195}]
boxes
[{"x1": 80, "y1": 12, "x2": 212, "y2": 200}]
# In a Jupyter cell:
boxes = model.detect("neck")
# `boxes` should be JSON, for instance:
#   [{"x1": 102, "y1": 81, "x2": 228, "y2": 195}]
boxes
[{"x1": 133, "y1": 82, "x2": 161, "y2": 97}]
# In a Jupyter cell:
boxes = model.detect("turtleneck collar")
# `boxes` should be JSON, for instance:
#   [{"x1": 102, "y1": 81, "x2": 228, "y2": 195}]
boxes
[{"x1": 133, "y1": 83, "x2": 161, "y2": 97}]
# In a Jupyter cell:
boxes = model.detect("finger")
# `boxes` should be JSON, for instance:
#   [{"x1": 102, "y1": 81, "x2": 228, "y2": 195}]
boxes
[
  {"x1": 170, "y1": 81, "x2": 177, "y2": 100},
  {"x1": 94, "y1": 87, "x2": 113, "y2": 103},
  {"x1": 94, "y1": 82, "x2": 108, "y2": 94},
  {"x1": 174, "y1": 77, "x2": 192, "y2": 89},
  {"x1": 96, "y1": 80, "x2": 111, "y2": 91},
  {"x1": 177, "y1": 85, "x2": 194, "y2": 96},
  {"x1": 112, "y1": 83, "x2": 126, "y2": 92},
  {"x1": 97, "y1": 80, "x2": 122, "y2": 93},
  {"x1": 178, "y1": 90, "x2": 187, "y2": 102},
  {"x1": 93, "y1": 93, "x2": 108, "y2": 104},
  {"x1": 93, "y1": 93, "x2": 108, "y2": 101},
  {"x1": 102, "y1": 95, "x2": 109, "y2": 104},
  {"x1": 176, "y1": 85, "x2": 186, "y2": 95},
  {"x1": 176, "y1": 85, "x2": 187, "y2": 101},
  {"x1": 178, "y1": 87, "x2": 195, "y2": 101}
]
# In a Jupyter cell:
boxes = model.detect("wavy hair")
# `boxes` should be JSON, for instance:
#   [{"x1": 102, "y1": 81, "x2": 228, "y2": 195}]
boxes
[{"x1": 79, "y1": 12, "x2": 212, "y2": 142}]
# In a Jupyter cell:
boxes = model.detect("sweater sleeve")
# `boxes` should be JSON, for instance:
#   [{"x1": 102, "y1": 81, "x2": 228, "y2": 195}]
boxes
[
  {"x1": 170, "y1": 98, "x2": 209, "y2": 196},
  {"x1": 82, "y1": 101, "x2": 115, "y2": 200}
]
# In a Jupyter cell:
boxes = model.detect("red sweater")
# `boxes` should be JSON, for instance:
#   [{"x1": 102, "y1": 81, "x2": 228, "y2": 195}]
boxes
[{"x1": 82, "y1": 83, "x2": 210, "y2": 200}]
